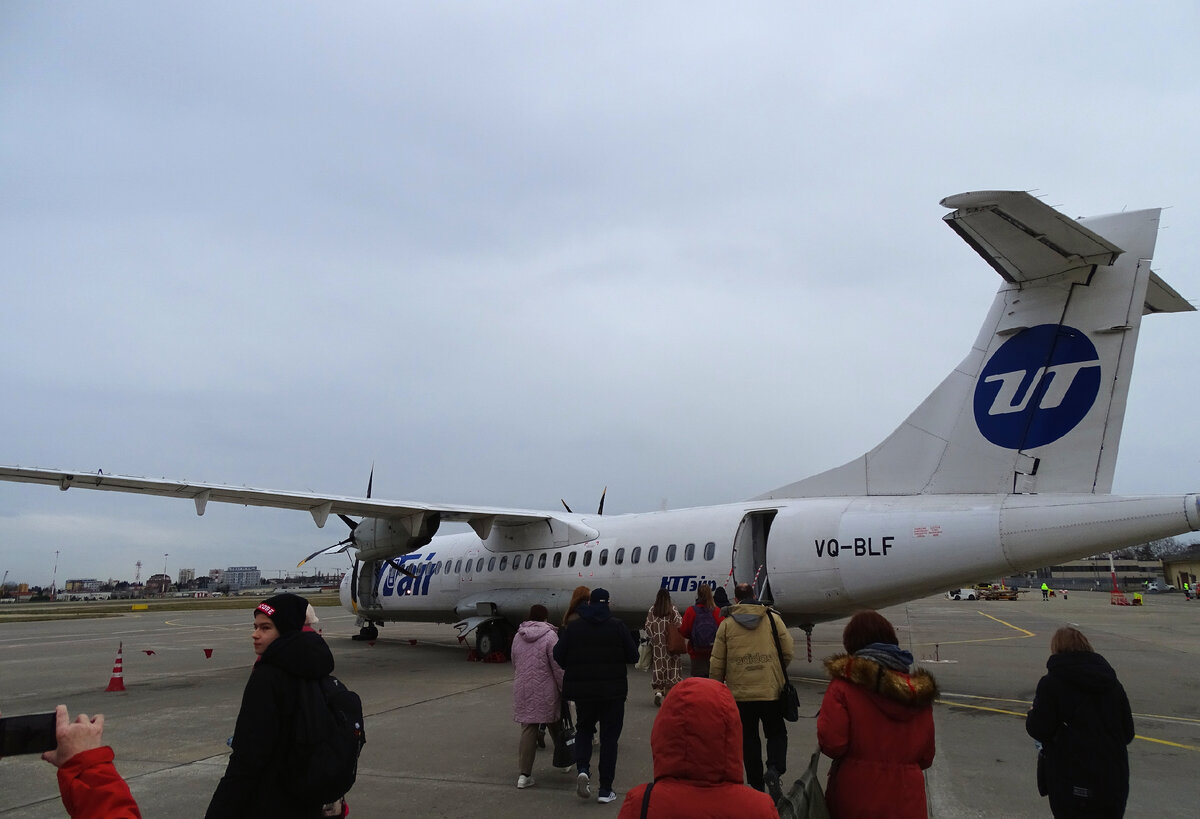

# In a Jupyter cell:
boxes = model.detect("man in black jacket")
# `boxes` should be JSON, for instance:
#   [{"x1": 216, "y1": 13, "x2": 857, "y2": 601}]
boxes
[
  {"x1": 206, "y1": 593, "x2": 336, "y2": 818},
  {"x1": 552, "y1": 587, "x2": 639, "y2": 805}
]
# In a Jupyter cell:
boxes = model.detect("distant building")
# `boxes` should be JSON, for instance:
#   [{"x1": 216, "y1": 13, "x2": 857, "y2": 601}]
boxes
[
  {"x1": 223, "y1": 566, "x2": 260, "y2": 590},
  {"x1": 1162, "y1": 544, "x2": 1200, "y2": 591},
  {"x1": 1009, "y1": 556, "x2": 1165, "y2": 590},
  {"x1": 178, "y1": 568, "x2": 195, "y2": 586},
  {"x1": 145, "y1": 573, "x2": 171, "y2": 595},
  {"x1": 65, "y1": 579, "x2": 101, "y2": 593}
]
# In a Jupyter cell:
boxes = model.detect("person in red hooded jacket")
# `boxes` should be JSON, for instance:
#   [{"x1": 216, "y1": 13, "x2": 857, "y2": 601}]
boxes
[
  {"x1": 817, "y1": 610, "x2": 938, "y2": 819},
  {"x1": 618, "y1": 678, "x2": 777, "y2": 818},
  {"x1": 40, "y1": 704, "x2": 142, "y2": 819}
]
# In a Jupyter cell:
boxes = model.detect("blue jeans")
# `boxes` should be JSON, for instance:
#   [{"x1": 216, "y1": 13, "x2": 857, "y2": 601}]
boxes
[{"x1": 572, "y1": 698, "x2": 625, "y2": 792}]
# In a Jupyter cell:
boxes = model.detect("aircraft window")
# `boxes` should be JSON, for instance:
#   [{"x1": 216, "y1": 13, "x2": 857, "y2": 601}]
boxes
[
  {"x1": 525, "y1": 554, "x2": 534, "y2": 569},
  {"x1": 500, "y1": 556, "x2": 508, "y2": 571},
  {"x1": 454, "y1": 559, "x2": 462, "y2": 574},
  {"x1": 513, "y1": 554, "x2": 522, "y2": 570},
  {"x1": 486, "y1": 557, "x2": 494, "y2": 572},
  {"x1": 568, "y1": 552, "x2": 577, "y2": 568},
  {"x1": 684, "y1": 543, "x2": 695, "y2": 561},
  {"x1": 599, "y1": 549, "x2": 609, "y2": 566},
  {"x1": 476, "y1": 558, "x2": 484, "y2": 573},
  {"x1": 666, "y1": 544, "x2": 677, "y2": 562},
  {"x1": 445, "y1": 560, "x2": 452, "y2": 574},
  {"x1": 704, "y1": 541, "x2": 716, "y2": 560},
  {"x1": 553, "y1": 553, "x2": 562, "y2": 568},
  {"x1": 538, "y1": 553, "x2": 547, "y2": 569},
  {"x1": 615, "y1": 547, "x2": 624, "y2": 565},
  {"x1": 631, "y1": 546, "x2": 641, "y2": 564},
  {"x1": 583, "y1": 551, "x2": 593, "y2": 567},
  {"x1": 648, "y1": 545, "x2": 658, "y2": 563}
]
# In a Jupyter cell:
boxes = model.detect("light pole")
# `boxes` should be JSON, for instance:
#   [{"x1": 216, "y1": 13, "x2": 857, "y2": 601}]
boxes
[
  {"x1": 51, "y1": 549, "x2": 60, "y2": 600},
  {"x1": 163, "y1": 553, "x2": 169, "y2": 593}
]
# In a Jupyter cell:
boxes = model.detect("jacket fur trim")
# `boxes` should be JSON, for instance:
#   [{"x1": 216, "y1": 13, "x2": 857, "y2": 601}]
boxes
[{"x1": 824, "y1": 653, "x2": 939, "y2": 707}]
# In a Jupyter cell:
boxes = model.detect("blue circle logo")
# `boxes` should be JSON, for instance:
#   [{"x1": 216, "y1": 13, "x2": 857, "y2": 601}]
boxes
[{"x1": 974, "y1": 324, "x2": 1101, "y2": 450}]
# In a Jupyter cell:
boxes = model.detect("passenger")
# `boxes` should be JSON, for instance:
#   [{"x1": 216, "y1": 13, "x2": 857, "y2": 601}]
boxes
[
  {"x1": 205, "y1": 593, "x2": 336, "y2": 818},
  {"x1": 1026, "y1": 626, "x2": 1134, "y2": 818},
  {"x1": 36, "y1": 705, "x2": 141, "y2": 819},
  {"x1": 679, "y1": 584, "x2": 723, "y2": 678},
  {"x1": 617, "y1": 678, "x2": 777, "y2": 818},
  {"x1": 643, "y1": 589, "x2": 683, "y2": 705},
  {"x1": 712, "y1": 585, "x2": 731, "y2": 615},
  {"x1": 561, "y1": 585, "x2": 591, "y2": 629},
  {"x1": 817, "y1": 610, "x2": 937, "y2": 819},
  {"x1": 553, "y1": 587, "x2": 639, "y2": 805},
  {"x1": 303, "y1": 603, "x2": 321, "y2": 633},
  {"x1": 709, "y1": 582, "x2": 793, "y2": 801},
  {"x1": 511, "y1": 604, "x2": 566, "y2": 789}
]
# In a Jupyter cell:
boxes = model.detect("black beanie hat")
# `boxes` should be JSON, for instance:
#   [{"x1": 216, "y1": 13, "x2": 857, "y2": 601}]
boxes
[{"x1": 255, "y1": 593, "x2": 308, "y2": 634}]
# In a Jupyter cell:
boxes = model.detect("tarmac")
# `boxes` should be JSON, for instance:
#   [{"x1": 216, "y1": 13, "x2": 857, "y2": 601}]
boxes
[{"x1": 1, "y1": 589, "x2": 1198, "y2": 817}]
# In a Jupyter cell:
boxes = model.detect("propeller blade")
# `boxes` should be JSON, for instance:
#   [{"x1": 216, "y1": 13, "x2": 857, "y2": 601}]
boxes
[
  {"x1": 350, "y1": 557, "x2": 359, "y2": 613},
  {"x1": 367, "y1": 464, "x2": 374, "y2": 499},
  {"x1": 597, "y1": 486, "x2": 607, "y2": 515},
  {"x1": 338, "y1": 514, "x2": 359, "y2": 531},
  {"x1": 561, "y1": 499, "x2": 573, "y2": 514},
  {"x1": 297, "y1": 536, "x2": 354, "y2": 568},
  {"x1": 386, "y1": 558, "x2": 417, "y2": 578}
]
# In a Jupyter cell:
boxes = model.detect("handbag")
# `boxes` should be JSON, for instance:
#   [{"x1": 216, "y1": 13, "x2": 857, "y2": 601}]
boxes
[
  {"x1": 552, "y1": 704, "x2": 577, "y2": 769},
  {"x1": 666, "y1": 620, "x2": 687, "y2": 656},
  {"x1": 776, "y1": 749, "x2": 829, "y2": 819},
  {"x1": 636, "y1": 639, "x2": 652, "y2": 671},
  {"x1": 767, "y1": 609, "x2": 800, "y2": 722}
]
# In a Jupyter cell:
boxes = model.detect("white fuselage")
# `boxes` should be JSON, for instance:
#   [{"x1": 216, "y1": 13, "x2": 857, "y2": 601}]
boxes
[{"x1": 342, "y1": 492, "x2": 1200, "y2": 629}]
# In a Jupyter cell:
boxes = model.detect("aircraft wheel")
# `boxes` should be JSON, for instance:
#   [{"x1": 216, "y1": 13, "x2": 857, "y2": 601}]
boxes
[
  {"x1": 476, "y1": 622, "x2": 512, "y2": 658},
  {"x1": 353, "y1": 624, "x2": 379, "y2": 641}
]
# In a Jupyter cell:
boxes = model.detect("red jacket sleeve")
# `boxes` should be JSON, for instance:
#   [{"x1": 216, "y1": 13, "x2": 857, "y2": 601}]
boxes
[{"x1": 56, "y1": 746, "x2": 142, "y2": 819}]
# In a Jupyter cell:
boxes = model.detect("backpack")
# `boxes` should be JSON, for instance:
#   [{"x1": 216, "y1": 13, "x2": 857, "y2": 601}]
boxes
[
  {"x1": 288, "y1": 674, "x2": 367, "y2": 804},
  {"x1": 689, "y1": 605, "x2": 718, "y2": 650}
]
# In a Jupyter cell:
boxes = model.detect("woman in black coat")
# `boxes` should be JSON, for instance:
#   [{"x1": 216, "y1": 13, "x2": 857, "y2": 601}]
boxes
[{"x1": 1025, "y1": 626, "x2": 1134, "y2": 818}]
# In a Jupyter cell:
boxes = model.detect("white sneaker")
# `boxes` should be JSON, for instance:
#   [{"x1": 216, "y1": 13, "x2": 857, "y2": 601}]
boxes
[
  {"x1": 653, "y1": 690, "x2": 663, "y2": 706},
  {"x1": 597, "y1": 790, "x2": 618, "y2": 804},
  {"x1": 517, "y1": 774, "x2": 535, "y2": 789},
  {"x1": 576, "y1": 771, "x2": 591, "y2": 799}
]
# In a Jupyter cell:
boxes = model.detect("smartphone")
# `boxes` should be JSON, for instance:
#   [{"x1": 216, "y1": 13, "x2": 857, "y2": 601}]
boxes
[{"x1": 0, "y1": 712, "x2": 58, "y2": 756}]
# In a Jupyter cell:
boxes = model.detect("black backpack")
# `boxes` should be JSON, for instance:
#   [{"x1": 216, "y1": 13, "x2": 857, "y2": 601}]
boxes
[
  {"x1": 288, "y1": 674, "x2": 366, "y2": 804},
  {"x1": 689, "y1": 605, "x2": 718, "y2": 650}
]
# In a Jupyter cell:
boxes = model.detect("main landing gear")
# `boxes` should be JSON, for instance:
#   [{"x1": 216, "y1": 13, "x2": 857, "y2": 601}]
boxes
[{"x1": 352, "y1": 622, "x2": 380, "y2": 641}]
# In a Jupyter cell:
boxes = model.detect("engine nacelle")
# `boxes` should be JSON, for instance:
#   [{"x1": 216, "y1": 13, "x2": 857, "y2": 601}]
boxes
[{"x1": 354, "y1": 513, "x2": 441, "y2": 561}]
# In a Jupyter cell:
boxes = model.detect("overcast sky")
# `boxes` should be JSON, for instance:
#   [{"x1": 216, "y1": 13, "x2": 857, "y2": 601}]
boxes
[{"x1": 2, "y1": 2, "x2": 1199, "y2": 586}]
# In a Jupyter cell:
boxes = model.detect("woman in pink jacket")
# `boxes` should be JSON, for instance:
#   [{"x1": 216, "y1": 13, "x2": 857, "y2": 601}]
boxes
[{"x1": 510, "y1": 604, "x2": 566, "y2": 789}]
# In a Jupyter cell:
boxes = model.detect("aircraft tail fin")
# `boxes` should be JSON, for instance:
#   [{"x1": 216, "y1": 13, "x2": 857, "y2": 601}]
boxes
[{"x1": 759, "y1": 191, "x2": 1193, "y2": 500}]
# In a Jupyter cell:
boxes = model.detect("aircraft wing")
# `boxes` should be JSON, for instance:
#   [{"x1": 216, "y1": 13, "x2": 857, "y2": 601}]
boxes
[{"x1": 0, "y1": 464, "x2": 594, "y2": 545}]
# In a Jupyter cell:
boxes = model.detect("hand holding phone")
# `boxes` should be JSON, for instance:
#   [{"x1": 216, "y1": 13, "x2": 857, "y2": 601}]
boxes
[
  {"x1": 0, "y1": 711, "x2": 58, "y2": 756},
  {"x1": 41, "y1": 705, "x2": 106, "y2": 768}
]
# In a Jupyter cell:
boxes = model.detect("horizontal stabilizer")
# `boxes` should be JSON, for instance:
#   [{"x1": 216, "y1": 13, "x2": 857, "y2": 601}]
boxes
[{"x1": 940, "y1": 190, "x2": 1122, "y2": 283}]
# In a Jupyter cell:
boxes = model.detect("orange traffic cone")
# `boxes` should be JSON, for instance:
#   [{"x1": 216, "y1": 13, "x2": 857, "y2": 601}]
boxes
[{"x1": 105, "y1": 642, "x2": 127, "y2": 692}]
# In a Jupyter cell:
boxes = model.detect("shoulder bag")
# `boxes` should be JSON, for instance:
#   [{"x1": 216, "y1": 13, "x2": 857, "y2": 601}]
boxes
[{"x1": 767, "y1": 609, "x2": 800, "y2": 722}]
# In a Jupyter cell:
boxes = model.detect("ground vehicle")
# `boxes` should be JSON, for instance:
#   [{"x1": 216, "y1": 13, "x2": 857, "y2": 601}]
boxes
[
  {"x1": 1146, "y1": 582, "x2": 1176, "y2": 593},
  {"x1": 947, "y1": 588, "x2": 978, "y2": 601},
  {"x1": 977, "y1": 586, "x2": 1019, "y2": 600}
]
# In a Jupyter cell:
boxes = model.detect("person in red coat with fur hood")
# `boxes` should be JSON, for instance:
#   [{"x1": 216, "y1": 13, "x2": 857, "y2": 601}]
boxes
[
  {"x1": 817, "y1": 610, "x2": 938, "y2": 819},
  {"x1": 618, "y1": 678, "x2": 777, "y2": 818}
]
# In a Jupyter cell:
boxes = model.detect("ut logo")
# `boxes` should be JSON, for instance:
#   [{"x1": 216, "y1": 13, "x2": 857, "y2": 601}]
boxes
[{"x1": 974, "y1": 325, "x2": 1101, "y2": 449}]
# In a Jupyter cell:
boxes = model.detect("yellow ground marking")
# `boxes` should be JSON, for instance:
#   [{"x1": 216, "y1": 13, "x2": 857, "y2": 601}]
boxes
[{"x1": 939, "y1": 699, "x2": 1200, "y2": 752}]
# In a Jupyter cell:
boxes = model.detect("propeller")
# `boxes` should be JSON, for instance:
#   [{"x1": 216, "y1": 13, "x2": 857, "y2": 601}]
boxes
[
  {"x1": 562, "y1": 487, "x2": 607, "y2": 516},
  {"x1": 297, "y1": 465, "x2": 373, "y2": 568}
]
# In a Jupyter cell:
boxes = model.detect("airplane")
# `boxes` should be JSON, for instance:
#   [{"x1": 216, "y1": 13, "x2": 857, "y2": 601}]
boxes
[{"x1": 2, "y1": 190, "x2": 1197, "y2": 660}]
